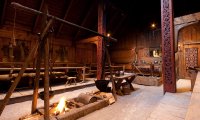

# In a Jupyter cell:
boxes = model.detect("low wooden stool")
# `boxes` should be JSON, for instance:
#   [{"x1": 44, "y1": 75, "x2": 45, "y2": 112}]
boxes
[{"x1": 65, "y1": 76, "x2": 77, "y2": 86}]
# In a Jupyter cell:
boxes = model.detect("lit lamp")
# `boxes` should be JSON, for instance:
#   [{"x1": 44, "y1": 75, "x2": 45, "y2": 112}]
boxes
[
  {"x1": 107, "y1": 33, "x2": 111, "y2": 37},
  {"x1": 178, "y1": 44, "x2": 181, "y2": 52},
  {"x1": 151, "y1": 23, "x2": 156, "y2": 29},
  {"x1": 150, "y1": 23, "x2": 156, "y2": 45},
  {"x1": 106, "y1": 33, "x2": 111, "y2": 46}
]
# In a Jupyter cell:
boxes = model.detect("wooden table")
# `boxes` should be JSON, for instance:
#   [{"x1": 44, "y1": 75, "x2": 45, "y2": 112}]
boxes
[{"x1": 113, "y1": 73, "x2": 136, "y2": 95}]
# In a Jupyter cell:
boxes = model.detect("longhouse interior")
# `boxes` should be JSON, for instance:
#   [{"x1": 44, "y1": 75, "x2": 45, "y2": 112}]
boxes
[{"x1": 0, "y1": 0, "x2": 200, "y2": 120}]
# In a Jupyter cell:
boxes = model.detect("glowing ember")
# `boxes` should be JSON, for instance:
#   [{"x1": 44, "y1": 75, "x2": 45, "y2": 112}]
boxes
[{"x1": 55, "y1": 97, "x2": 69, "y2": 114}]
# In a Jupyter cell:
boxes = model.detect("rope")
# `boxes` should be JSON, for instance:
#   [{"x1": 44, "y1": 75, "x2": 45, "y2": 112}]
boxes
[
  {"x1": 9, "y1": 6, "x2": 17, "y2": 78},
  {"x1": 12, "y1": 6, "x2": 16, "y2": 46}
]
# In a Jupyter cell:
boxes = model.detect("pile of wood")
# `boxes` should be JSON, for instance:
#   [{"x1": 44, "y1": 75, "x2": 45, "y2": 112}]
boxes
[{"x1": 20, "y1": 91, "x2": 115, "y2": 120}]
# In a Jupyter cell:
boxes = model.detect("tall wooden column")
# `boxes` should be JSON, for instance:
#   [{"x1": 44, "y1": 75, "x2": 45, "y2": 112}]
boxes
[
  {"x1": 161, "y1": 0, "x2": 176, "y2": 93},
  {"x1": 97, "y1": 0, "x2": 106, "y2": 80}
]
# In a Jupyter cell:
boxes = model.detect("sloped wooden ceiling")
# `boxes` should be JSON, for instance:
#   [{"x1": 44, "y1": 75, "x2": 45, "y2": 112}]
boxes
[
  {"x1": 0, "y1": 0, "x2": 129, "y2": 41},
  {"x1": 0, "y1": 0, "x2": 200, "y2": 42}
]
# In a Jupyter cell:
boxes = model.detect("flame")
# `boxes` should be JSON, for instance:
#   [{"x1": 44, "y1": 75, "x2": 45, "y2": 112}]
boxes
[{"x1": 56, "y1": 97, "x2": 68, "y2": 113}]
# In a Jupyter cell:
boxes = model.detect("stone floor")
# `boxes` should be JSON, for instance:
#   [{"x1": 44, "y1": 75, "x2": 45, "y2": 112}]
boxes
[
  {"x1": 78, "y1": 79, "x2": 191, "y2": 120},
  {"x1": 0, "y1": 79, "x2": 192, "y2": 120}
]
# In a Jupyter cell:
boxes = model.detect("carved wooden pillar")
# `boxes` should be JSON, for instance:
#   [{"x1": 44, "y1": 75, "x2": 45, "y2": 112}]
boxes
[
  {"x1": 161, "y1": 0, "x2": 176, "y2": 93},
  {"x1": 97, "y1": 0, "x2": 106, "y2": 80}
]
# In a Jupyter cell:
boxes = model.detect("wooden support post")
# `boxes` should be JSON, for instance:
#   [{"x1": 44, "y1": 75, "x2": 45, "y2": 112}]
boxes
[
  {"x1": 97, "y1": 0, "x2": 107, "y2": 80},
  {"x1": 43, "y1": 10, "x2": 52, "y2": 120},
  {"x1": 161, "y1": 0, "x2": 176, "y2": 93},
  {"x1": 105, "y1": 48, "x2": 117, "y2": 100},
  {"x1": 31, "y1": 40, "x2": 44, "y2": 113},
  {"x1": 31, "y1": 6, "x2": 54, "y2": 115},
  {"x1": 0, "y1": 40, "x2": 39, "y2": 116},
  {"x1": 43, "y1": 37, "x2": 50, "y2": 120}
]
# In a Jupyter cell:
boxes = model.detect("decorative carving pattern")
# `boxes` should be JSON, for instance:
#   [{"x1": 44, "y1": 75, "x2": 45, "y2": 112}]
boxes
[
  {"x1": 185, "y1": 48, "x2": 198, "y2": 69},
  {"x1": 161, "y1": 0, "x2": 176, "y2": 92}
]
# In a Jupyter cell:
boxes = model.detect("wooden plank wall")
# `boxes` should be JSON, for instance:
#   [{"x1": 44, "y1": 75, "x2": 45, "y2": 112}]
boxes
[
  {"x1": 75, "y1": 44, "x2": 96, "y2": 64},
  {"x1": 110, "y1": 23, "x2": 200, "y2": 80},
  {"x1": 177, "y1": 23, "x2": 200, "y2": 78},
  {"x1": 1, "y1": 22, "x2": 200, "y2": 79},
  {"x1": 110, "y1": 29, "x2": 162, "y2": 70},
  {"x1": 0, "y1": 26, "x2": 96, "y2": 67}
]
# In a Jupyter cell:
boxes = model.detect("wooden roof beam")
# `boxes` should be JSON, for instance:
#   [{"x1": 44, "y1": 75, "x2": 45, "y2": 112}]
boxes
[
  {"x1": 73, "y1": 1, "x2": 96, "y2": 40},
  {"x1": 174, "y1": 12, "x2": 200, "y2": 25},
  {"x1": 11, "y1": 2, "x2": 117, "y2": 42},
  {"x1": 32, "y1": 0, "x2": 45, "y2": 33},
  {"x1": 56, "y1": 0, "x2": 75, "y2": 36},
  {"x1": 0, "y1": 0, "x2": 8, "y2": 26},
  {"x1": 76, "y1": 36, "x2": 98, "y2": 44}
]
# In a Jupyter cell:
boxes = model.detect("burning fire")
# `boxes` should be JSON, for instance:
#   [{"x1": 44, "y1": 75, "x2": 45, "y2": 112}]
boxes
[{"x1": 55, "y1": 97, "x2": 69, "y2": 114}]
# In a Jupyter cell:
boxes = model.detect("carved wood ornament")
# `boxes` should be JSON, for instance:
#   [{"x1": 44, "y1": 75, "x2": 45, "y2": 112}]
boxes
[{"x1": 161, "y1": 0, "x2": 176, "y2": 93}]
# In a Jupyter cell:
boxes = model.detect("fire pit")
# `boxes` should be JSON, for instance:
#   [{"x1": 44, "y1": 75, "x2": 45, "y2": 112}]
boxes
[{"x1": 20, "y1": 91, "x2": 114, "y2": 120}]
